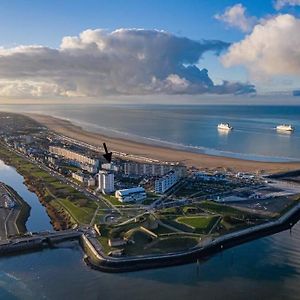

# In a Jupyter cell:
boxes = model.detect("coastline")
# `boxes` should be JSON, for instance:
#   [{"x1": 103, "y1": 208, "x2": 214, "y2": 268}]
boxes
[{"x1": 27, "y1": 113, "x2": 300, "y2": 173}]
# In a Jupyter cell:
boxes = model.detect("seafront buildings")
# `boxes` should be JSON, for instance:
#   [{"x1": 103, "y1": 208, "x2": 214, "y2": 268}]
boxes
[
  {"x1": 155, "y1": 170, "x2": 179, "y2": 194},
  {"x1": 115, "y1": 187, "x2": 146, "y2": 203},
  {"x1": 49, "y1": 145, "x2": 100, "y2": 170},
  {"x1": 71, "y1": 172, "x2": 95, "y2": 186},
  {"x1": 98, "y1": 170, "x2": 115, "y2": 194},
  {"x1": 124, "y1": 162, "x2": 186, "y2": 177}
]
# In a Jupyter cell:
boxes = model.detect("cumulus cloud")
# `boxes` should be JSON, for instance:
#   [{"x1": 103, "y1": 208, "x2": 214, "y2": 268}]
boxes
[
  {"x1": 214, "y1": 4, "x2": 257, "y2": 32},
  {"x1": 274, "y1": 0, "x2": 300, "y2": 10},
  {"x1": 221, "y1": 14, "x2": 300, "y2": 79},
  {"x1": 0, "y1": 28, "x2": 255, "y2": 98}
]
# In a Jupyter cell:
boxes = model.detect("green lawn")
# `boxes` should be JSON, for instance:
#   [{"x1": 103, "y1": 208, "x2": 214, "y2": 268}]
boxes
[
  {"x1": 0, "y1": 144, "x2": 102, "y2": 225},
  {"x1": 103, "y1": 195, "x2": 121, "y2": 206},
  {"x1": 145, "y1": 236, "x2": 198, "y2": 254},
  {"x1": 151, "y1": 225, "x2": 175, "y2": 235},
  {"x1": 199, "y1": 201, "x2": 244, "y2": 215},
  {"x1": 176, "y1": 215, "x2": 220, "y2": 234},
  {"x1": 54, "y1": 198, "x2": 96, "y2": 224}
]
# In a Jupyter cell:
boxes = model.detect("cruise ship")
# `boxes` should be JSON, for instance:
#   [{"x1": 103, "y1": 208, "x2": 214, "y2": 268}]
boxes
[
  {"x1": 217, "y1": 123, "x2": 233, "y2": 131},
  {"x1": 276, "y1": 124, "x2": 294, "y2": 132}
]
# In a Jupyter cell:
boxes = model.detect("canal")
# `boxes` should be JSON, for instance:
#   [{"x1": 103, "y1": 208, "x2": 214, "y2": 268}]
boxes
[{"x1": 0, "y1": 160, "x2": 52, "y2": 232}]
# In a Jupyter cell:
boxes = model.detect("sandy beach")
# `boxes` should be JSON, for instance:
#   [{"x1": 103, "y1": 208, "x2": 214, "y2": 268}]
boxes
[{"x1": 26, "y1": 113, "x2": 300, "y2": 174}]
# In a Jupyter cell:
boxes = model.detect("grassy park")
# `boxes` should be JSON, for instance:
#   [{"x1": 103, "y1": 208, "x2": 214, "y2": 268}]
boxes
[
  {"x1": 0, "y1": 143, "x2": 103, "y2": 227},
  {"x1": 176, "y1": 215, "x2": 220, "y2": 234}
]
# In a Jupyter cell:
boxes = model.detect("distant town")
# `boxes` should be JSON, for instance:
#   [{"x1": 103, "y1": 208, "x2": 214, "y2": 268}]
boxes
[{"x1": 0, "y1": 112, "x2": 299, "y2": 272}]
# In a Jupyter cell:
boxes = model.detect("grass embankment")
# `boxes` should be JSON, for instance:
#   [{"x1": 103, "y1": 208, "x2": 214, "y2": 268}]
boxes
[
  {"x1": 102, "y1": 195, "x2": 121, "y2": 206},
  {"x1": 0, "y1": 144, "x2": 103, "y2": 229},
  {"x1": 176, "y1": 215, "x2": 220, "y2": 234},
  {"x1": 156, "y1": 201, "x2": 269, "y2": 236},
  {"x1": 279, "y1": 195, "x2": 300, "y2": 216},
  {"x1": 97, "y1": 212, "x2": 200, "y2": 256},
  {"x1": 199, "y1": 201, "x2": 244, "y2": 215},
  {"x1": 198, "y1": 201, "x2": 269, "y2": 234}
]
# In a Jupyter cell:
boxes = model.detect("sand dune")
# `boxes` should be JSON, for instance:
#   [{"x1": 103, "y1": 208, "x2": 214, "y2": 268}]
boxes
[{"x1": 26, "y1": 113, "x2": 300, "y2": 174}]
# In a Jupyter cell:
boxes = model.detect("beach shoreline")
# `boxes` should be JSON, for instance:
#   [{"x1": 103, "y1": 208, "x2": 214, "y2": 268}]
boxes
[{"x1": 26, "y1": 113, "x2": 300, "y2": 174}]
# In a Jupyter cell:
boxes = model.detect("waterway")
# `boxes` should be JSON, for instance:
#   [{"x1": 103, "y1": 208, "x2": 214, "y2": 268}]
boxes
[
  {"x1": 0, "y1": 160, "x2": 51, "y2": 232},
  {"x1": 0, "y1": 160, "x2": 300, "y2": 299}
]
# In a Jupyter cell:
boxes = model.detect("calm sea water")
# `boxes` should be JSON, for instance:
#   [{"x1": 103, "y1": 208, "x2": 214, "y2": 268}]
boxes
[
  {"x1": 0, "y1": 220, "x2": 300, "y2": 299},
  {"x1": 1, "y1": 103, "x2": 299, "y2": 162}
]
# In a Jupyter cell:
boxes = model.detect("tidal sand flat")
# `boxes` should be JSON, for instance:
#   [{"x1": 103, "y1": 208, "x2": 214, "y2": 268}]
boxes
[{"x1": 27, "y1": 113, "x2": 300, "y2": 174}]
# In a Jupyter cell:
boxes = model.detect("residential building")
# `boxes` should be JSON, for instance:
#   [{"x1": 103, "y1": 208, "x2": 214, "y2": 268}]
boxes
[
  {"x1": 87, "y1": 177, "x2": 96, "y2": 187},
  {"x1": 101, "y1": 163, "x2": 119, "y2": 172},
  {"x1": 115, "y1": 187, "x2": 146, "y2": 203},
  {"x1": 98, "y1": 170, "x2": 115, "y2": 194},
  {"x1": 49, "y1": 145, "x2": 99, "y2": 168},
  {"x1": 72, "y1": 172, "x2": 89, "y2": 183},
  {"x1": 124, "y1": 162, "x2": 186, "y2": 177},
  {"x1": 155, "y1": 170, "x2": 179, "y2": 194}
]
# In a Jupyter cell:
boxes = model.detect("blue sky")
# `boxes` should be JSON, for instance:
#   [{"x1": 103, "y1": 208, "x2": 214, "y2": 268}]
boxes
[
  {"x1": 0, "y1": 0, "x2": 277, "y2": 47},
  {"x1": 0, "y1": 0, "x2": 299, "y2": 99}
]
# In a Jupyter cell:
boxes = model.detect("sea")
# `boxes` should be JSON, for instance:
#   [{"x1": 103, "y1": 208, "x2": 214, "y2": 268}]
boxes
[
  {"x1": 1, "y1": 103, "x2": 299, "y2": 162},
  {"x1": 0, "y1": 103, "x2": 299, "y2": 299}
]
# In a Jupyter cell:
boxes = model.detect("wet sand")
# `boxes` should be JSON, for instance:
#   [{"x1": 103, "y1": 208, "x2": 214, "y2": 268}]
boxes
[{"x1": 26, "y1": 113, "x2": 300, "y2": 174}]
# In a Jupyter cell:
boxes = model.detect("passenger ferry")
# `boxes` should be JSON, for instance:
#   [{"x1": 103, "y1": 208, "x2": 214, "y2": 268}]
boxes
[
  {"x1": 217, "y1": 123, "x2": 233, "y2": 131},
  {"x1": 276, "y1": 124, "x2": 294, "y2": 132}
]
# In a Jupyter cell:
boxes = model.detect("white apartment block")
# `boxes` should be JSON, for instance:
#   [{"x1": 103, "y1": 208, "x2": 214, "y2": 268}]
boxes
[
  {"x1": 98, "y1": 170, "x2": 115, "y2": 194},
  {"x1": 155, "y1": 171, "x2": 179, "y2": 194},
  {"x1": 124, "y1": 162, "x2": 186, "y2": 177},
  {"x1": 49, "y1": 146, "x2": 99, "y2": 168}
]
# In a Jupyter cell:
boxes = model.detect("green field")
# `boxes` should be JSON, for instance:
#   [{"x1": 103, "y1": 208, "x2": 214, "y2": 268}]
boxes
[
  {"x1": 144, "y1": 236, "x2": 198, "y2": 254},
  {"x1": 0, "y1": 144, "x2": 102, "y2": 226},
  {"x1": 103, "y1": 195, "x2": 121, "y2": 206},
  {"x1": 199, "y1": 201, "x2": 245, "y2": 215},
  {"x1": 53, "y1": 198, "x2": 97, "y2": 224},
  {"x1": 176, "y1": 215, "x2": 220, "y2": 234}
]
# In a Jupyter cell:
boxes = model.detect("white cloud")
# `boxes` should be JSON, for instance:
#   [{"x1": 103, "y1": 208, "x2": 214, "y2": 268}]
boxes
[
  {"x1": 274, "y1": 0, "x2": 300, "y2": 10},
  {"x1": 221, "y1": 14, "x2": 300, "y2": 80},
  {"x1": 0, "y1": 28, "x2": 255, "y2": 98},
  {"x1": 214, "y1": 4, "x2": 256, "y2": 32},
  {"x1": 0, "y1": 80, "x2": 63, "y2": 98}
]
